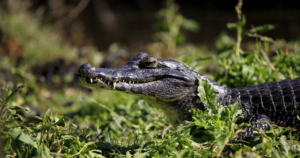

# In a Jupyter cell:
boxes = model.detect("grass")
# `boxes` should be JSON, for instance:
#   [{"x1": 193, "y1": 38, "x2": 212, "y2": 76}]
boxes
[{"x1": 1, "y1": 0, "x2": 300, "y2": 157}]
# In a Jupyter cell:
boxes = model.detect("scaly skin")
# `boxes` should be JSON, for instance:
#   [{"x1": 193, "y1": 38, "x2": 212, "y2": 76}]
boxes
[{"x1": 77, "y1": 52, "x2": 300, "y2": 136}]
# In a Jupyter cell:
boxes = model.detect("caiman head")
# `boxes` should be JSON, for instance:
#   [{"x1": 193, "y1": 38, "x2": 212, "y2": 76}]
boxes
[
  {"x1": 77, "y1": 52, "x2": 198, "y2": 100},
  {"x1": 77, "y1": 52, "x2": 225, "y2": 127}
]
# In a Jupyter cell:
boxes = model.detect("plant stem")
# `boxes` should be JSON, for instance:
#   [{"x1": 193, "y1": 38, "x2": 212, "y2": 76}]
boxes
[
  {"x1": 235, "y1": 0, "x2": 243, "y2": 56},
  {"x1": 236, "y1": 27, "x2": 242, "y2": 56}
]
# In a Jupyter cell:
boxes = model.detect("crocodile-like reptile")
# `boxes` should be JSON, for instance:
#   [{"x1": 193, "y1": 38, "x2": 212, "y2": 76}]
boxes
[{"x1": 77, "y1": 52, "x2": 300, "y2": 139}]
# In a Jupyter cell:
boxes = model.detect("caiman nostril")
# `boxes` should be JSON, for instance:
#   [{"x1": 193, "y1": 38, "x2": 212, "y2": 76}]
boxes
[
  {"x1": 79, "y1": 63, "x2": 92, "y2": 70},
  {"x1": 77, "y1": 63, "x2": 93, "y2": 75}
]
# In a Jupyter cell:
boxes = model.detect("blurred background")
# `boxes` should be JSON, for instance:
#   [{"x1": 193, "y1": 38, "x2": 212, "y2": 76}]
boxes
[
  {"x1": 0, "y1": 0, "x2": 300, "y2": 143},
  {"x1": 1, "y1": 0, "x2": 300, "y2": 58}
]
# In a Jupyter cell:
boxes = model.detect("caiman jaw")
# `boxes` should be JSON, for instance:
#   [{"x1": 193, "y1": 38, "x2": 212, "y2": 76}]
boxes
[
  {"x1": 77, "y1": 73, "x2": 149, "y2": 90},
  {"x1": 77, "y1": 68, "x2": 192, "y2": 101},
  {"x1": 77, "y1": 74, "x2": 112, "y2": 88}
]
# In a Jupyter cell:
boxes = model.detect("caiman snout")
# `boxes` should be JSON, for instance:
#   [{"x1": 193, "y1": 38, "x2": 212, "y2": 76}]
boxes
[
  {"x1": 78, "y1": 63, "x2": 92, "y2": 70},
  {"x1": 77, "y1": 63, "x2": 94, "y2": 76}
]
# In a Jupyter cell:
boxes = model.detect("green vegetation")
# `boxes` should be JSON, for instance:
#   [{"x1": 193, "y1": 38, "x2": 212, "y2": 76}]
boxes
[{"x1": 1, "y1": 0, "x2": 300, "y2": 157}]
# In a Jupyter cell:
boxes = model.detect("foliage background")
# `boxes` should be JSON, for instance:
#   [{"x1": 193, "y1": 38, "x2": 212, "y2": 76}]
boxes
[{"x1": 0, "y1": 0, "x2": 300, "y2": 157}]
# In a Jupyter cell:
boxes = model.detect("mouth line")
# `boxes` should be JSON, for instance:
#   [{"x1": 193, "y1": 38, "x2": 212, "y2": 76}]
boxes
[
  {"x1": 77, "y1": 73, "x2": 192, "y2": 89},
  {"x1": 77, "y1": 74, "x2": 149, "y2": 89}
]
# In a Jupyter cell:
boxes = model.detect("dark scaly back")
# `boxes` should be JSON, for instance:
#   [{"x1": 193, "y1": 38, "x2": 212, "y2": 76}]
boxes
[{"x1": 219, "y1": 77, "x2": 300, "y2": 127}]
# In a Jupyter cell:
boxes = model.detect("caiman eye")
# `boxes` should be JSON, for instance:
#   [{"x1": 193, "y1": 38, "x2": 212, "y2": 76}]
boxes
[{"x1": 139, "y1": 56, "x2": 158, "y2": 68}]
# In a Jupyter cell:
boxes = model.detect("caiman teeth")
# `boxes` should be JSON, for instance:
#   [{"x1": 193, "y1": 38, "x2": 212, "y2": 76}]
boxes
[{"x1": 82, "y1": 75, "x2": 144, "y2": 87}]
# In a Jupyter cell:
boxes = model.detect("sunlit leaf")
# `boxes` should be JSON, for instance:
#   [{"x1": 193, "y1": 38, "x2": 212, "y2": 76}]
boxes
[{"x1": 182, "y1": 19, "x2": 200, "y2": 32}]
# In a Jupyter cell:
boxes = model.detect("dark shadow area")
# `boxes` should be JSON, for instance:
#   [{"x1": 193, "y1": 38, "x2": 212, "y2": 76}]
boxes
[{"x1": 12, "y1": 0, "x2": 299, "y2": 53}]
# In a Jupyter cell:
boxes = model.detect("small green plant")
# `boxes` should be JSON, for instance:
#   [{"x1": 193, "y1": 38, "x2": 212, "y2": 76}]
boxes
[
  {"x1": 216, "y1": 0, "x2": 299, "y2": 88},
  {"x1": 209, "y1": 1, "x2": 300, "y2": 157},
  {"x1": 227, "y1": 0, "x2": 245, "y2": 56},
  {"x1": 0, "y1": 85, "x2": 26, "y2": 125},
  {"x1": 0, "y1": 86, "x2": 104, "y2": 157},
  {"x1": 153, "y1": 0, "x2": 199, "y2": 54},
  {"x1": 226, "y1": 0, "x2": 277, "y2": 57},
  {"x1": 193, "y1": 79, "x2": 242, "y2": 157},
  {"x1": 141, "y1": 80, "x2": 243, "y2": 157}
]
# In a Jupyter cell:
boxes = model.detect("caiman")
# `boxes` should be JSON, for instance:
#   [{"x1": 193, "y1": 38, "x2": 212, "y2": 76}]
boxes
[{"x1": 77, "y1": 52, "x2": 300, "y2": 139}]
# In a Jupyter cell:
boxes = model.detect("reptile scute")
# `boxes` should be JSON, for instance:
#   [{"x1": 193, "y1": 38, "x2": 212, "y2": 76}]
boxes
[{"x1": 219, "y1": 78, "x2": 300, "y2": 127}]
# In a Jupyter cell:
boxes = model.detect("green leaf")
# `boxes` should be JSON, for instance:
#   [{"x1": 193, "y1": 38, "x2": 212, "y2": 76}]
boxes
[
  {"x1": 182, "y1": 19, "x2": 200, "y2": 32},
  {"x1": 87, "y1": 150, "x2": 104, "y2": 158},
  {"x1": 3, "y1": 86, "x2": 11, "y2": 97},
  {"x1": 70, "y1": 142, "x2": 96, "y2": 157},
  {"x1": 226, "y1": 103, "x2": 242, "y2": 121},
  {"x1": 4, "y1": 85, "x2": 25, "y2": 106},
  {"x1": 176, "y1": 33, "x2": 186, "y2": 44},
  {"x1": 231, "y1": 144, "x2": 242, "y2": 151},
  {"x1": 35, "y1": 145, "x2": 51, "y2": 158},
  {"x1": 216, "y1": 47, "x2": 234, "y2": 57},
  {"x1": 249, "y1": 24, "x2": 277, "y2": 33},
  {"x1": 126, "y1": 151, "x2": 132, "y2": 158},
  {"x1": 43, "y1": 145, "x2": 51, "y2": 158},
  {"x1": 62, "y1": 135, "x2": 76, "y2": 141},
  {"x1": 227, "y1": 23, "x2": 237, "y2": 29},
  {"x1": 25, "y1": 116, "x2": 43, "y2": 124},
  {"x1": 8, "y1": 106, "x2": 29, "y2": 112},
  {"x1": 134, "y1": 152, "x2": 149, "y2": 158},
  {"x1": 155, "y1": 9, "x2": 166, "y2": 18},
  {"x1": 197, "y1": 79, "x2": 216, "y2": 111},
  {"x1": 197, "y1": 81, "x2": 209, "y2": 106},
  {"x1": 240, "y1": 14, "x2": 246, "y2": 26},
  {"x1": 7, "y1": 128, "x2": 37, "y2": 147},
  {"x1": 44, "y1": 108, "x2": 52, "y2": 120}
]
